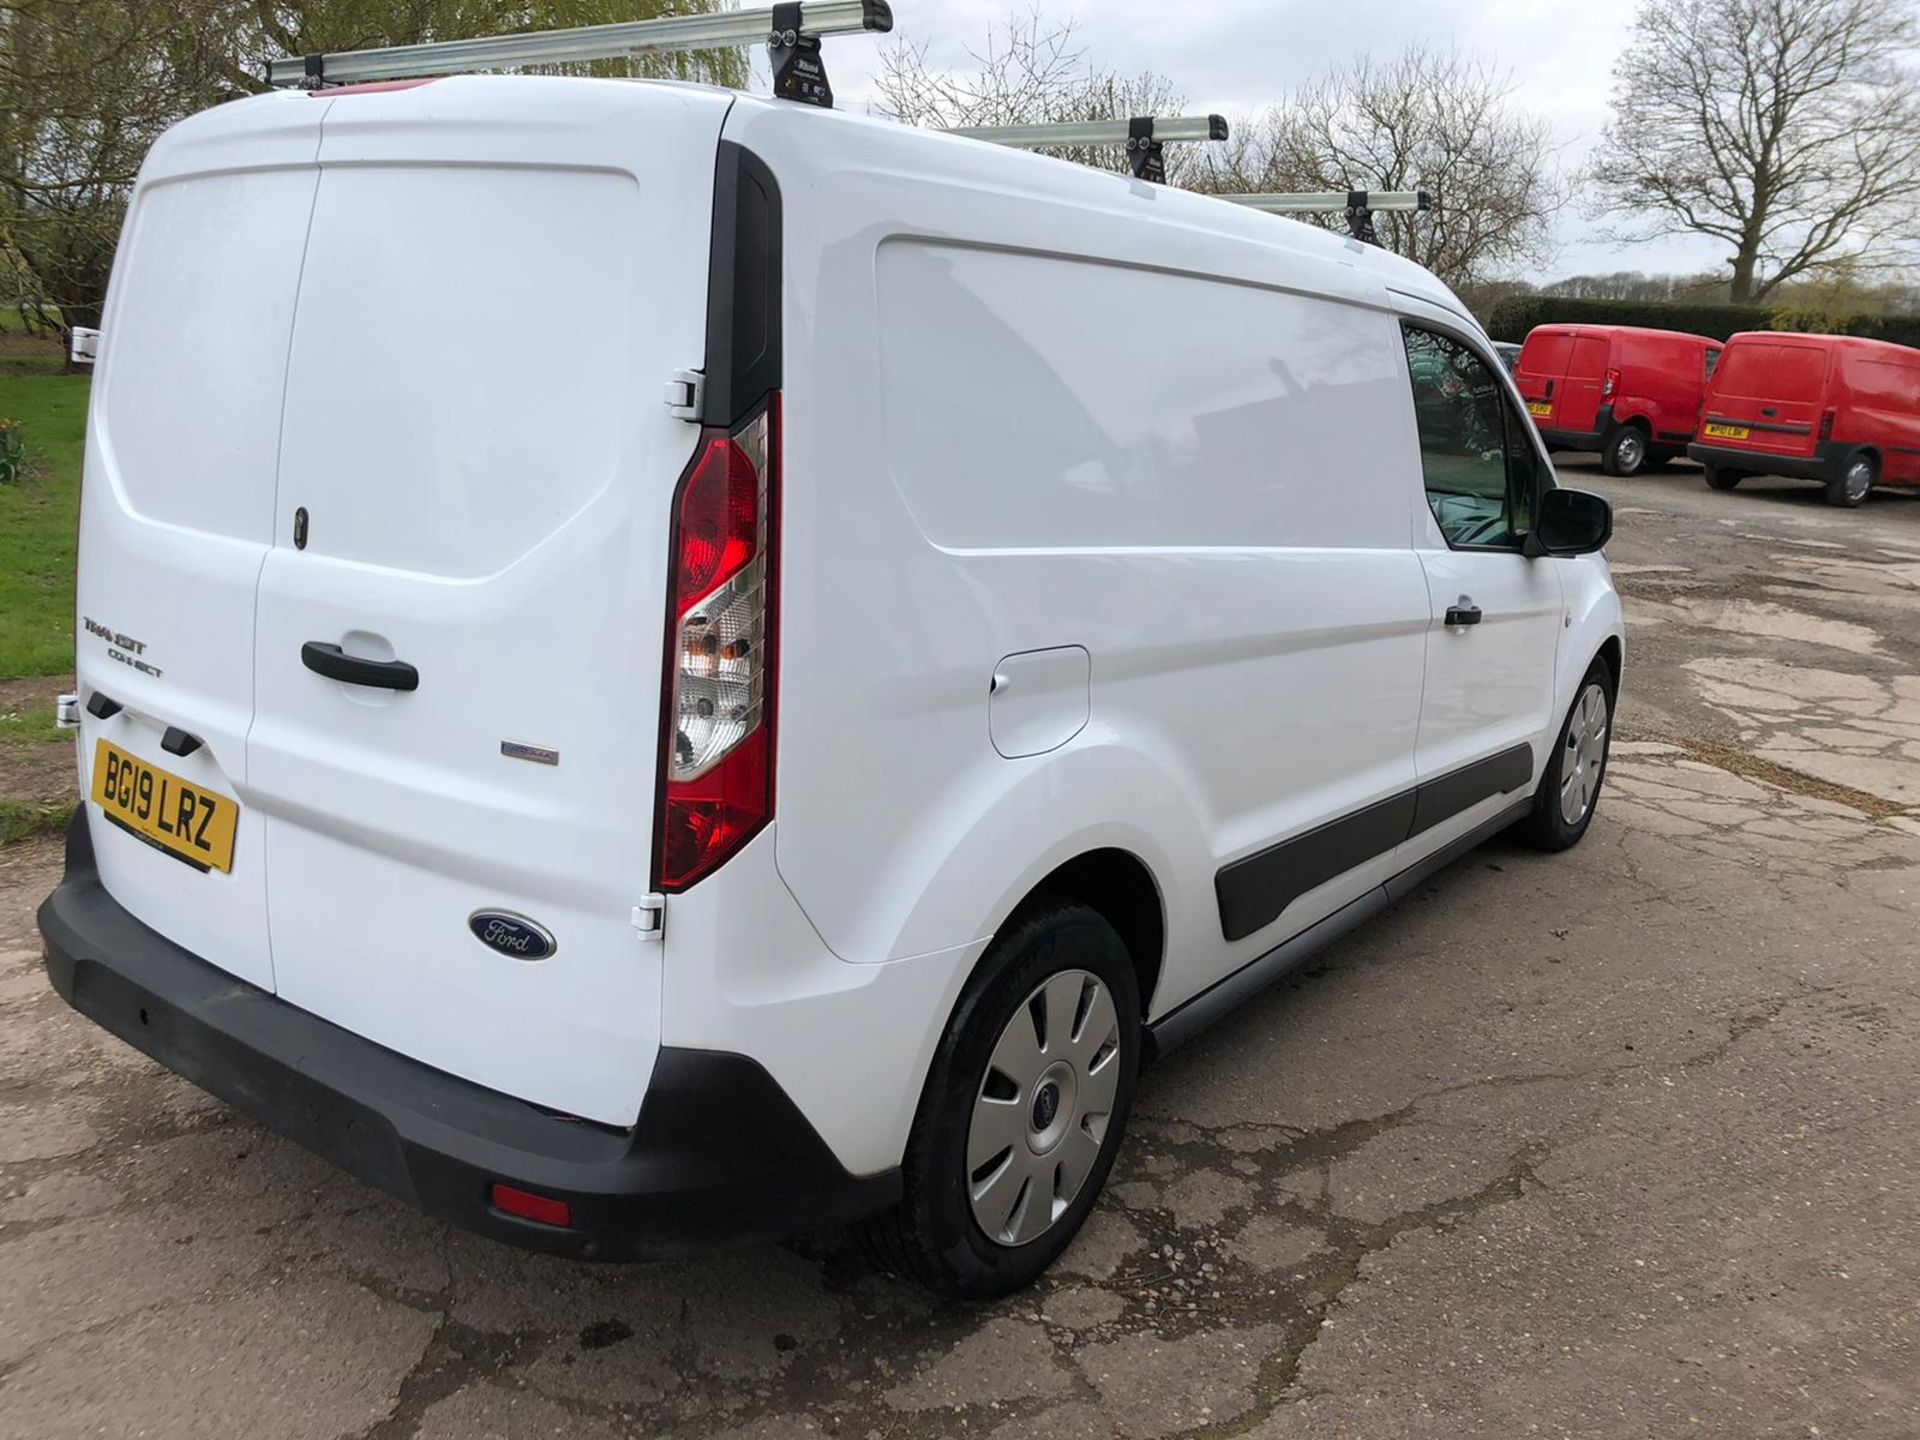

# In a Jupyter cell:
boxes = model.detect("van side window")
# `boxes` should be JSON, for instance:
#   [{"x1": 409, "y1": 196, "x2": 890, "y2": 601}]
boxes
[{"x1": 1401, "y1": 325, "x2": 1536, "y2": 550}]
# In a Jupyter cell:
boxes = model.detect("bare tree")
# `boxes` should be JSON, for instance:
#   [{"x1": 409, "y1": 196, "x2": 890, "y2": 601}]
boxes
[
  {"x1": 1590, "y1": 0, "x2": 1920, "y2": 303},
  {"x1": 1192, "y1": 47, "x2": 1561, "y2": 288},
  {"x1": 872, "y1": 8, "x2": 1189, "y2": 180}
]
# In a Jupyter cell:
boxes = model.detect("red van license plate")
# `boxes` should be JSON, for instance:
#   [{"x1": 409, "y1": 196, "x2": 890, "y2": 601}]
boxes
[
  {"x1": 1526, "y1": 401, "x2": 1552, "y2": 417},
  {"x1": 1703, "y1": 422, "x2": 1750, "y2": 440}
]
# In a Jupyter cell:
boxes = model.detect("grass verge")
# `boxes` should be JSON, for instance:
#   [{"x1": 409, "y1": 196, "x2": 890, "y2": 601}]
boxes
[
  {"x1": 0, "y1": 372, "x2": 88, "y2": 679},
  {"x1": 0, "y1": 798, "x2": 72, "y2": 845}
]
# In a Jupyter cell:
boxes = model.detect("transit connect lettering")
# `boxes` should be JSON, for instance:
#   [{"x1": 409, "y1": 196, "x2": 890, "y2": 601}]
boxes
[{"x1": 83, "y1": 616, "x2": 164, "y2": 679}]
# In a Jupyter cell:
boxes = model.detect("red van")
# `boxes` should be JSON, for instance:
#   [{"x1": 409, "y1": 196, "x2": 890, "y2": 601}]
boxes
[
  {"x1": 1516, "y1": 324, "x2": 1722, "y2": 476},
  {"x1": 1688, "y1": 333, "x2": 1920, "y2": 506}
]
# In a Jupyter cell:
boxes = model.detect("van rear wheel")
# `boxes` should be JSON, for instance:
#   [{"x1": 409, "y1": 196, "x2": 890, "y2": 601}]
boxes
[
  {"x1": 854, "y1": 901, "x2": 1141, "y2": 1299},
  {"x1": 1826, "y1": 453, "x2": 1876, "y2": 508},
  {"x1": 1703, "y1": 464, "x2": 1740, "y2": 491},
  {"x1": 1600, "y1": 423, "x2": 1648, "y2": 477}
]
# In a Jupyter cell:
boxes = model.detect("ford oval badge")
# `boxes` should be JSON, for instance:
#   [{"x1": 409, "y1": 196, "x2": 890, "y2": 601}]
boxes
[{"x1": 468, "y1": 910, "x2": 557, "y2": 961}]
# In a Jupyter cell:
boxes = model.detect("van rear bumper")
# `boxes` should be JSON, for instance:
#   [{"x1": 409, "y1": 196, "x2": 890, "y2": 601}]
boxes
[
  {"x1": 1536, "y1": 404, "x2": 1615, "y2": 452},
  {"x1": 37, "y1": 812, "x2": 899, "y2": 1261},
  {"x1": 1686, "y1": 441, "x2": 1843, "y2": 482}
]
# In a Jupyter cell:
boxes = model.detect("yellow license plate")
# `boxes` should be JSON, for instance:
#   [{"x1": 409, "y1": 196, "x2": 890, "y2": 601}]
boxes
[
  {"x1": 90, "y1": 739, "x2": 238, "y2": 874},
  {"x1": 1526, "y1": 401, "x2": 1552, "y2": 417},
  {"x1": 1703, "y1": 422, "x2": 1749, "y2": 440}
]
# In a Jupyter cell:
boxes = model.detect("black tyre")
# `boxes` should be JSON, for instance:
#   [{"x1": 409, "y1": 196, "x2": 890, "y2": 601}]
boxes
[
  {"x1": 1703, "y1": 464, "x2": 1740, "y2": 491},
  {"x1": 1640, "y1": 452, "x2": 1674, "y2": 473},
  {"x1": 854, "y1": 901, "x2": 1141, "y2": 1299},
  {"x1": 1599, "y1": 423, "x2": 1649, "y2": 477},
  {"x1": 1519, "y1": 658, "x2": 1615, "y2": 852},
  {"x1": 1825, "y1": 451, "x2": 1876, "y2": 508}
]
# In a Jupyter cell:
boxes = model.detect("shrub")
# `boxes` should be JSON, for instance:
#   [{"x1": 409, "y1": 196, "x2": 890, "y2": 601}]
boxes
[{"x1": 1484, "y1": 295, "x2": 1920, "y2": 350}]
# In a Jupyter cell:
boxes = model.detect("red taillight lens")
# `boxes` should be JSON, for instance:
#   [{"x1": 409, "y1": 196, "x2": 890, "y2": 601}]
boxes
[
  {"x1": 656, "y1": 397, "x2": 778, "y2": 893},
  {"x1": 490, "y1": 1183, "x2": 572, "y2": 1228},
  {"x1": 1819, "y1": 407, "x2": 1836, "y2": 441},
  {"x1": 1602, "y1": 368, "x2": 1619, "y2": 401}
]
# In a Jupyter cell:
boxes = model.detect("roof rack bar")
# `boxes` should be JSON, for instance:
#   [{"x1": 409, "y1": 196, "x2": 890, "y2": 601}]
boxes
[
  {"x1": 945, "y1": 115, "x2": 1227, "y2": 184},
  {"x1": 1219, "y1": 189, "x2": 1432, "y2": 214},
  {"x1": 947, "y1": 115, "x2": 1229, "y2": 149},
  {"x1": 265, "y1": 0, "x2": 892, "y2": 90}
]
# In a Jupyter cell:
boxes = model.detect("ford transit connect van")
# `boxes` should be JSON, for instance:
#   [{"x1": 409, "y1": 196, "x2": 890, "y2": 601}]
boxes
[
  {"x1": 1516, "y1": 324, "x2": 1722, "y2": 477},
  {"x1": 1689, "y1": 332, "x2": 1920, "y2": 506},
  {"x1": 39, "y1": 76, "x2": 1623, "y2": 1297}
]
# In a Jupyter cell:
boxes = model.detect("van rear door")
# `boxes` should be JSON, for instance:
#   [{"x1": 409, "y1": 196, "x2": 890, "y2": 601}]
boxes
[
  {"x1": 247, "y1": 79, "x2": 731, "y2": 1125},
  {"x1": 1703, "y1": 340, "x2": 1827, "y2": 458},
  {"x1": 73, "y1": 96, "x2": 328, "y2": 993},
  {"x1": 1516, "y1": 329, "x2": 1608, "y2": 435}
]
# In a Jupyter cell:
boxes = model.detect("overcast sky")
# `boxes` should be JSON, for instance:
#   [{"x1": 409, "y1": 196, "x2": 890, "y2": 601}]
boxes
[{"x1": 810, "y1": 0, "x2": 1735, "y2": 284}]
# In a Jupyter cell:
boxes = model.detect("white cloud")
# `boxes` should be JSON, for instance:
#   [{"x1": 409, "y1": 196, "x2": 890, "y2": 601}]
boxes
[{"x1": 813, "y1": 0, "x2": 1735, "y2": 283}]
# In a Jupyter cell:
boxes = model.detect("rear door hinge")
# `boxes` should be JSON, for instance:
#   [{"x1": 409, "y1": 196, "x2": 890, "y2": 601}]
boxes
[
  {"x1": 664, "y1": 370, "x2": 704, "y2": 422},
  {"x1": 632, "y1": 894, "x2": 665, "y2": 940}
]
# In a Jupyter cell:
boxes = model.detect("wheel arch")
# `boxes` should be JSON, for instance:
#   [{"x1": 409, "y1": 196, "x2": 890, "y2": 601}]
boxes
[{"x1": 1006, "y1": 848, "x2": 1166, "y2": 1020}]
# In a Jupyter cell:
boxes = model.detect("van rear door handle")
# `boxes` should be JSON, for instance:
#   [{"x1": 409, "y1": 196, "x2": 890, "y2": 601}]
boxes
[
  {"x1": 1444, "y1": 604, "x2": 1483, "y2": 627},
  {"x1": 301, "y1": 642, "x2": 420, "y2": 692}
]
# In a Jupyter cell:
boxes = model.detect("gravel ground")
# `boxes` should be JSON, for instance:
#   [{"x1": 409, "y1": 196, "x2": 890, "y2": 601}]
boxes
[{"x1": 2, "y1": 459, "x2": 1916, "y2": 1439}]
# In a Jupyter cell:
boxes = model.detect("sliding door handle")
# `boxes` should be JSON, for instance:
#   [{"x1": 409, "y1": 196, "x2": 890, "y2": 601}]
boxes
[
  {"x1": 1444, "y1": 604, "x2": 1483, "y2": 627},
  {"x1": 301, "y1": 642, "x2": 419, "y2": 692}
]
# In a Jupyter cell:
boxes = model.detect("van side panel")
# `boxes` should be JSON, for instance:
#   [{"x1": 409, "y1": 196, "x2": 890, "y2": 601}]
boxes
[
  {"x1": 716, "y1": 104, "x2": 1431, "y2": 1029},
  {"x1": 1840, "y1": 351, "x2": 1920, "y2": 485}
]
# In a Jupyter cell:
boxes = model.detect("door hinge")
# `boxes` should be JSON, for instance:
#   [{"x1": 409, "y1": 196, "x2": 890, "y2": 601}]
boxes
[
  {"x1": 54, "y1": 693, "x2": 81, "y2": 730},
  {"x1": 632, "y1": 894, "x2": 665, "y2": 940},
  {"x1": 664, "y1": 370, "x2": 704, "y2": 422}
]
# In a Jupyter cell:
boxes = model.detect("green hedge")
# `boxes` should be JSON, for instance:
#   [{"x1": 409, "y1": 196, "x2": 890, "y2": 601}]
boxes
[{"x1": 1484, "y1": 294, "x2": 1920, "y2": 349}]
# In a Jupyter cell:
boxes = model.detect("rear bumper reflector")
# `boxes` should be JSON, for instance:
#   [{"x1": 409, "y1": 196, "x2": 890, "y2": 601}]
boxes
[{"x1": 36, "y1": 811, "x2": 898, "y2": 1260}]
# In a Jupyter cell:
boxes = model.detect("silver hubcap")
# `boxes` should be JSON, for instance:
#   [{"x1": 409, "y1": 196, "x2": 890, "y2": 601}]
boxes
[
  {"x1": 1617, "y1": 433, "x2": 1642, "y2": 471},
  {"x1": 1559, "y1": 682, "x2": 1610, "y2": 826},
  {"x1": 1846, "y1": 460, "x2": 1873, "y2": 502},
  {"x1": 967, "y1": 970, "x2": 1122, "y2": 1247}
]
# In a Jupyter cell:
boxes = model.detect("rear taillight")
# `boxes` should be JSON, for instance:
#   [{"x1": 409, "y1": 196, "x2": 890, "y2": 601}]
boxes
[
  {"x1": 1602, "y1": 368, "x2": 1619, "y2": 401},
  {"x1": 1819, "y1": 407, "x2": 1836, "y2": 441},
  {"x1": 655, "y1": 397, "x2": 779, "y2": 893}
]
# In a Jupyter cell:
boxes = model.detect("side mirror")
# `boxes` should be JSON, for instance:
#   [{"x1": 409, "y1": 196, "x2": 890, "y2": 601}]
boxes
[{"x1": 1528, "y1": 487, "x2": 1612, "y2": 556}]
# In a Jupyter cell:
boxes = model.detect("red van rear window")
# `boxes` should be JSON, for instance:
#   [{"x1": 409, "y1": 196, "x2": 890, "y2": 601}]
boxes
[{"x1": 1715, "y1": 342, "x2": 1827, "y2": 398}]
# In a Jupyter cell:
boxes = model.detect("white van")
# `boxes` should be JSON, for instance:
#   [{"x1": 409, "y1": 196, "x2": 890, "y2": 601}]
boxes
[{"x1": 40, "y1": 75, "x2": 1622, "y2": 1298}]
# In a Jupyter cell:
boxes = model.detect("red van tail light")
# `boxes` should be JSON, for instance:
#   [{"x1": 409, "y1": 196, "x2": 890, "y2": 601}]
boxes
[
  {"x1": 1602, "y1": 368, "x2": 1620, "y2": 402},
  {"x1": 1819, "y1": 407, "x2": 1836, "y2": 441},
  {"x1": 656, "y1": 397, "x2": 779, "y2": 893}
]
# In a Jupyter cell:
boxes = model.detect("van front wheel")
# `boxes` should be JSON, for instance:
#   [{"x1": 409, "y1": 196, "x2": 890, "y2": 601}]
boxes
[
  {"x1": 1827, "y1": 453, "x2": 1876, "y2": 508},
  {"x1": 1600, "y1": 423, "x2": 1648, "y2": 477},
  {"x1": 855, "y1": 901, "x2": 1141, "y2": 1298},
  {"x1": 1520, "y1": 659, "x2": 1615, "y2": 852}
]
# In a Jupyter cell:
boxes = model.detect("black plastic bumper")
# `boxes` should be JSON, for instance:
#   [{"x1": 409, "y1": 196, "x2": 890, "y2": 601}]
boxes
[
  {"x1": 1537, "y1": 404, "x2": 1614, "y2": 452},
  {"x1": 37, "y1": 812, "x2": 898, "y2": 1260},
  {"x1": 1686, "y1": 441, "x2": 1845, "y2": 483}
]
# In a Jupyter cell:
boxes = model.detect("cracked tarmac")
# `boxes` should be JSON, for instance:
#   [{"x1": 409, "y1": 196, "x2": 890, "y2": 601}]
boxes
[{"x1": 2, "y1": 463, "x2": 1918, "y2": 1438}]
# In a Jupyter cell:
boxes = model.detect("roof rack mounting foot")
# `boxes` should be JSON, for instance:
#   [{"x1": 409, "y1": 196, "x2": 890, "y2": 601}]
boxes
[
  {"x1": 1345, "y1": 190, "x2": 1379, "y2": 245},
  {"x1": 769, "y1": 1, "x2": 833, "y2": 108},
  {"x1": 1127, "y1": 117, "x2": 1165, "y2": 184}
]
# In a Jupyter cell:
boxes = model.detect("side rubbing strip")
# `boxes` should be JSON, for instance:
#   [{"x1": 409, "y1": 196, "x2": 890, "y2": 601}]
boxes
[
  {"x1": 1408, "y1": 743, "x2": 1533, "y2": 837},
  {"x1": 1215, "y1": 792, "x2": 1416, "y2": 943},
  {"x1": 1214, "y1": 743, "x2": 1536, "y2": 943}
]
